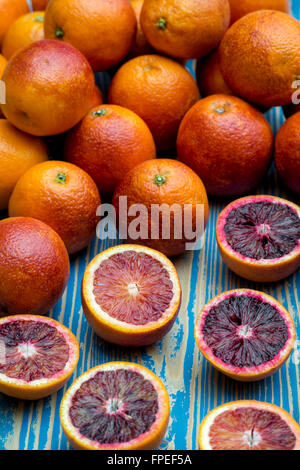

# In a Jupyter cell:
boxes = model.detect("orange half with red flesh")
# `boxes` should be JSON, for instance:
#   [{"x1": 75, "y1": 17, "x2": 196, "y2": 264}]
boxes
[
  {"x1": 216, "y1": 195, "x2": 300, "y2": 282},
  {"x1": 60, "y1": 362, "x2": 170, "y2": 450},
  {"x1": 199, "y1": 401, "x2": 300, "y2": 450},
  {"x1": 195, "y1": 289, "x2": 295, "y2": 382},
  {"x1": 0, "y1": 315, "x2": 79, "y2": 399},
  {"x1": 82, "y1": 244, "x2": 181, "y2": 347}
]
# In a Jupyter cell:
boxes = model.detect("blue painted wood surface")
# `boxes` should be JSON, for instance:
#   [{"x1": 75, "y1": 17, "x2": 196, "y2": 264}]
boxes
[{"x1": 0, "y1": 0, "x2": 299, "y2": 451}]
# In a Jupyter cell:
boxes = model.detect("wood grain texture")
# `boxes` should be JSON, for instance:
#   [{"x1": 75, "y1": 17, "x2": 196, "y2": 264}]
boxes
[{"x1": 0, "y1": 0, "x2": 299, "y2": 450}]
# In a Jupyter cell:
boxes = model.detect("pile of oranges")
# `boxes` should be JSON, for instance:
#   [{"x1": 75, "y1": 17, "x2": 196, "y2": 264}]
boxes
[{"x1": 0, "y1": 0, "x2": 300, "y2": 451}]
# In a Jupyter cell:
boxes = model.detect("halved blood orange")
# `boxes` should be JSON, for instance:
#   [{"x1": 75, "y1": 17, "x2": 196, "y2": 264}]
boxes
[
  {"x1": 0, "y1": 315, "x2": 79, "y2": 400},
  {"x1": 81, "y1": 244, "x2": 181, "y2": 347},
  {"x1": 195, "y1": 289, "x2": 295, "y2": 382},
  {"x1": 199, "y1": 401, "x2": 300, "y2": 450},
  {"x1": 216, "y1": 195, "x2": 300, "y2": 282},
  {"x1": 60, "y1": 362, "x2": 170, "y2": 450}
]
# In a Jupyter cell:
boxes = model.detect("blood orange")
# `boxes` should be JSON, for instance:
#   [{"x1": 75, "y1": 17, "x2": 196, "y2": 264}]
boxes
[
  {"x1": 199, "y1": 401, "x2": 300, "y2": 450},
  {"x1": 60, "y1": 362, "x2": 170, "y2": 450},
  {"x1": 0, "y1": 315, "x2": 79, "y2": 400},
  {"x1": 216, "y1": 195, "x2": 300, "y2": 282},
  {"x1": 82, "y1": 245, "x2": 181, "y2": 347},
  {"x1": 195, "y1": 289, "x2": 295, "y2": 382}
]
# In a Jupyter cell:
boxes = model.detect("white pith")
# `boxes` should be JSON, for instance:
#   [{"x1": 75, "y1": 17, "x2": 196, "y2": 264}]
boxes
[
  {"x1": 237, "y1": 324, "x2": 253, "y2": 339},
  {"x1": 243, "y1": 429, "x2": 261, "y2": 448},
  {"x1": 17, "y1": 342, "x2": 37, "y2": 359},
  {"x1": 83, "y1": 244, "x2": 181, "y2": 331}
]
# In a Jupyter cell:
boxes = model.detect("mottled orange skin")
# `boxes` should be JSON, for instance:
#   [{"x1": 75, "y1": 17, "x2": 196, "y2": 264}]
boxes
[
  {"x1": 129, "y1": 0, "x2": 154, "y2": 57},
  {"x1": 0, "y1": 119, "x2": 48, "y2": 210},
  {"x1": 0, "y1": 217, "x2": 70, "y2": 316},
  {"x1": 196, "y1": 49, "x2": 270, "y2": 114},
  {"x1": 108, "y1": 55, "x2": 200, "y2": 151},
  {"x1": 220, "y1": 10, "x2": 300, "y2": 107},
  {"x1": 44, "y1": 0, "x2": 137, "y2": 72},
  {"x1": 177, "y1": 95, "x2": 273, "y2": 196},
  {"x1": 112, "y1": 159, "x2": 209, "y2": 257},
  {"x1": 90, "y1": 85, "x2": 103, "y2": 108},
  {"x1": 2, "y1": 12, "x2": 45, "y2": 60},
  {"x1": 196, "y1": 48, "x2": 233, "y2": 97},
  {"x1": 9, "y1": 161, "x2": 101, "y2": 255},
  {"x1": 140, "y1": 0, "x2": 230, "y2": 60},
  {"x1": 275, "y1": 113, "x2": 300, "y2": 194},
  {"x1": 1, "y1": 39, "x2": 95, "y2": 136},
  {"x1": 32, "y1": 0, "x2": 50, "y2": 10},
  {"x1": 229, "y1": 0, "x2": 290, "y2": 24},
  {"x1": 0, "y1": 52, "x2": 7, "y2": 75},
  {"x1": 65, "y1": 105, "x2": 156, "y2": 198},
  {"x1": 0, "y1": 54, "x2": 7, "y2": 118},
  {"x1": 43, "y1": 84, "x2": 103, "y2": 161},
  {"x1": 0, "y1": 0, "x2": 29, "y2": 46}
]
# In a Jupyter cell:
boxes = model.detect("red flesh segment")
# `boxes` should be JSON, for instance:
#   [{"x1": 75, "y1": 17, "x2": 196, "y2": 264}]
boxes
[
  {"x1": 224, "y1": 201, "x2": 300, "y2": 260},
  {"x1": 202, "y1": 294, "x2": 288, "y2": 368},
  {"x1": 93, "y1": 251, "x2": 174, "y2": 325},
  {"x1": 209, "y1": 407, "x2": 296, "y2": 450},
  {"x1": 0, "y1": 320, "x2": 69, "y2": 381},
  {"x1": 69, "y1": 369, "x2": 158, "y2": 444}
]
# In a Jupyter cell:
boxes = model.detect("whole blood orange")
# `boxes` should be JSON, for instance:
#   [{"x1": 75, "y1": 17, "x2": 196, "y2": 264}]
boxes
[
  {"x1": 0, "y1": 119, "x2": 48, "y2": 211},
  {"x1": 0, "y1": 217, "x2": 70, "y2": 316},
  {"x1": 199, "y1": 401, "x2": 300, "y2": 450},
  {"x1": 229, "y1": 0, "x2": 290, "y2": 24},
  {"x1": 1, "y1": 39, "x2": 95, "y2": 136},
  {"x1": 0, "y1": 315, "x2": 79, "y2": 400},
  {"x1": 9, "y1": 161, "x2": 101, "y2": 255},
  {"x1": 195, "y1": 289, "x2": 295, "y2": 382},
  {"x1": 2, "y1": 11, "x2": 45, "y2": 60},
  {"x1": 196, "y1": 48, "x2": 233, "y2": 97},
  {"x1": 275, "y1": 112, "x2": 300, "y2": 194},
  {"x1": 0, "y1": 0, "x2": 29, "y2": 46},
  {"x1": 219, "y1": 10, "x2": 300, "y2": 107},
  {"x1": 177, "y1": 94, "x2": 273, "y2": 196},
  {"x1": 112, "y1": 159, "x2": 209, "y2": 257},
  {"x1": 140, "y1": 0, "x2": 230, "y2": 60},
  {"x1": 44, "y1": 0, "x2": 137, "y2": 71},
  {"x1": 65, "y1": 105, "x2": 156, "y2": 198},
  {"x1": 216, "y1": 195, "x2": 300, "y2": 282},
  {"x1": 108, "y1": 55, "x2": 200, "y2": 151},
  {"x1": 82, "y1": 245, "x2": 181, "y2": 346},
  {"x1": 60, "y1": 362, "x2": 170, "y2": 450}
]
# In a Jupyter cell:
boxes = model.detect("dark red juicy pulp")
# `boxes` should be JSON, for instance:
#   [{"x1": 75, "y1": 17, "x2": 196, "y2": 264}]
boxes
[
  {"x1": 202, "y1": 295, "x2": 288, "y2": 368},
  {"x1": 93, "y1": 250, "x2": 174, "y2": 325},
  {"x1": 0, "y1": 320, "x2": 69, "y2": 382},
  {"x1": 223, "y1": 201, "x2": 300, "y2": 260},
  {"x1": 69, "y1": 369, "x2": 159, "y2": 444},
  {"x1": 210, "y1": 407, "x2": 296, "y2": 450}
]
